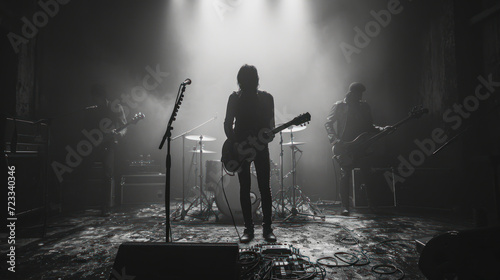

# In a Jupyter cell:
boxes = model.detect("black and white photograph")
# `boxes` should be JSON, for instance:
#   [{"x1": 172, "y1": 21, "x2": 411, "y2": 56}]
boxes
[{"x1": 1, "y1": 0, "x2": 499, "y2": 279}]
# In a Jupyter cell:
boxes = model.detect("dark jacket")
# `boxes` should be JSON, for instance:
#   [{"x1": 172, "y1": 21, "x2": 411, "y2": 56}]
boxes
[
  {"x1": 224, "y1": 90, "x2": 275, "y2": 143},
  {"x1": 325, "y1": 99, "x2": 381, "y2": 144}
]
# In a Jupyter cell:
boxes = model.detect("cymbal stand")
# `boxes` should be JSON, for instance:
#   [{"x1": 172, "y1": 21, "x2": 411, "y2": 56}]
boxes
[
  {"x1": 172, "y1": 146, "x2": 197, "y2": 219},
  {"x1": 170, "y1": 134, "x2": 188, "y2": 220},
  {"x1": 274, "y1": 131, "x2": 287, "y2": 217},
  {"x1": 284, "y1": 130, "x2": 324, "y2": 221},
  {"x1": 170, "y1": 115, "x2": 217, "y2": 220},
  {"x1": 182, "y1": 136, "x2": 217, "y2": 220},
  {"x1": 198, "y1": 136, "x2": 205, "y2": 213}
]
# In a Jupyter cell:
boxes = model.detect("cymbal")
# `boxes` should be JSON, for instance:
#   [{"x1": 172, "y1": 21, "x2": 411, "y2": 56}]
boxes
[
  {"x1": 282, "y1": 141, "x2": 306, "y2": 146},
  {"x1": 189, "y1": 149, "x2": 216, "y2": 154},
  {"x1": 280, "y1": 125, "x2": 307, "y2": 133},
  {"x1": 185, "y1": 135, "x2": 216, "y2": 141}
]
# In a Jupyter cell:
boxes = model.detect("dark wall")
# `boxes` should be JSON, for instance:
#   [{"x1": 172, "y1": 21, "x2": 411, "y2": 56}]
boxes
[
  {"x1": 389, "y1": 0, "x2": 461, "y2": 209},
  {"x1": 453, "y1": 0, "x2": 500, "y2": 225}
]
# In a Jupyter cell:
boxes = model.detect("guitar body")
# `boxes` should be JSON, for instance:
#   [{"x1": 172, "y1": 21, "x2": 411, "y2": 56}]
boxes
[
  {"x1": 221, "y1": 139, "x2": 247, "y2": 173},
  {"x1": 221, "y1": 113, "x2": 311, "y2": 173},
  {"x1": 332, "y1": 132, "x2": 373, "y2": 167},
  {"x1": 104, "y1": 112, "x2": 145, "y2": 148}
]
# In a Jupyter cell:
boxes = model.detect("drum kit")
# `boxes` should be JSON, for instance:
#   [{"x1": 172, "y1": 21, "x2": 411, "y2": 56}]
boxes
[{"x1": 171, "y1": 122, "x2": 323, "y2": 221}]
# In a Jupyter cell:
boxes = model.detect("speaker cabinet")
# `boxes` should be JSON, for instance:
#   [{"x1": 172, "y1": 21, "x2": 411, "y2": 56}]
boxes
[
  {"x1": 3, "y1": 153, "x2": 47, "y2": 237},
  {"x1": 121, "y1": 174, "x2": 165, "y2": 205},
  {"x1": 109, "y1": 242, "x2": 239, "y2": 280}
]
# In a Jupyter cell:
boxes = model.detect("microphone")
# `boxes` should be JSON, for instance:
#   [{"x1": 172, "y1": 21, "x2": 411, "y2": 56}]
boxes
[
  {"x1": 85, "y1": 105, "x2": 99, "y2": 110},
  {"x1": 181, "y1": 78, "x2": 192, "y2": 85}
]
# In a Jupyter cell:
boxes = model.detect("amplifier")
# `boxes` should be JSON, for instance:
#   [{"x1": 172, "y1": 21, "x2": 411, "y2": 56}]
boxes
[
  {"x1": 121, "y1": 174, "x2": 165, "y2": 205},
  {"x1": 3, "y1": 118, "x2": 48, "y2": 237}
]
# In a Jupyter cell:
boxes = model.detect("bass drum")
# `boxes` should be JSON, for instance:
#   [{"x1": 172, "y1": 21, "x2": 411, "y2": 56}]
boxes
[
  {"x1": 215, "y1": 174, "x2": 261, "y2": 219},
  {"x1": 205, "y1": 160, "x2": 222, "y2": 191}
]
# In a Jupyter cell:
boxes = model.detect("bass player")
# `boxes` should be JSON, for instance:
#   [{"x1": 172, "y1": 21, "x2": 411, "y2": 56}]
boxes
[{"x1": 325, "y1": 82, "x2": 392, "y2": 215}]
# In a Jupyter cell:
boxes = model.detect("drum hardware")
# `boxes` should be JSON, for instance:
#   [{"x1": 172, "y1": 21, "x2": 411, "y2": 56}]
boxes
[
  {"x1": 273, "y1": 126, "x2": 325, "y2": 221},
  {"x1": 282, "y1": 141, "x2": 306, "y2": 146},
  {"x1": 274, "y1": 131, "x2": 287, "y2": 218},
  {"x1": 175, "y1": 135, "x2": 218, "y2": 221},
  {"x1": 189, "y1": 149, "x2": 216, "y2": 154},
  {"x1": 168, "y1": 114, "x2": 217, "y2": 221},
  {"x1": 272, "y1": 124, "x2": 308, "y2": 218},
  {"x1": 281, "y1": 125, "x2": 307, "y2": 133},
  {"x1": 186, "y1": 135, "x2": 216, "y2": 142}
]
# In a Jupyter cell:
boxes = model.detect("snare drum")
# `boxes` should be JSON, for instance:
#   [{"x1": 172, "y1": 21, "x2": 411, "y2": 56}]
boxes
[{"x1": 215, "y1": 174, "x2": 261, "y2": 219}]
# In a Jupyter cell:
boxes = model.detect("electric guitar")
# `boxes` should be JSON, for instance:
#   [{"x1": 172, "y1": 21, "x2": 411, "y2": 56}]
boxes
[
  {"x1": 106, "y1": 112, "x2": 145, "y2": 145},
  {"x1": 222, "y1": 113, "x2": 311, "y2": 173},
  {"x1": 332, "y1": 106, "x2": 428, "y2": 167}
]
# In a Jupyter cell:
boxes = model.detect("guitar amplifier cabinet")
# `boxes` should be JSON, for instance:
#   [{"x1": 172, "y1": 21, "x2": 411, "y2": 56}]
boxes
[
  {"x1": 121, "y1": 174, "x2": 166, "y2": 205},
  {"x1": 3, "y1": 117, "x2": 49, "y2": 237},
  {"x1": 351, "y1": 168, "x2": 369, "y2": 208}
]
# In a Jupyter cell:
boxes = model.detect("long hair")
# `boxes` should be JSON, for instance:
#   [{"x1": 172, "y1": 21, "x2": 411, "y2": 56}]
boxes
[{"x1": 237, "y1": 64, "x2": 259, "y2": 92}]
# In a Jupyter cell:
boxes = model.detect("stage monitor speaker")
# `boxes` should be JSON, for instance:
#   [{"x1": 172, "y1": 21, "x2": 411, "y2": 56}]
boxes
[
  {"x1": 418, "y1": 227, "x2": 500, "y2": 279},
  {"x1": 109, "y1": 242, "x2": 239, "y2": 280}
]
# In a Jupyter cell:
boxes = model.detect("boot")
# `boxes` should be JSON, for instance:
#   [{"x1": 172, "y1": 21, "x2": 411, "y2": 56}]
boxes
[
  {"x1": 240, "y1": 228, "x2": 254, "y2": 243},
  {"x1": 263, "y1": 226, "x2": 276, "y2": 242}
]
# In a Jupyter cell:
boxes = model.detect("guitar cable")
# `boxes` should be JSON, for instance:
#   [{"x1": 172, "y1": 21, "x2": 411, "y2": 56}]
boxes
[{"x1": 220, "y1": 163, "x2": 242, "y2": 242}]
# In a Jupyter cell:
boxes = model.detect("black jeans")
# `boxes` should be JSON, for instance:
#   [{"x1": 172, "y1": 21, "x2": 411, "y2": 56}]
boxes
[
  {"x1": 101, "y1": 147, "x2": 114, "y2": 212},
  {"x1": 339, "y1": 166, "x2": 352, "y2": 209},
  {"x1": 238, "y1": 148, "x2": 272, "y2": 231}
]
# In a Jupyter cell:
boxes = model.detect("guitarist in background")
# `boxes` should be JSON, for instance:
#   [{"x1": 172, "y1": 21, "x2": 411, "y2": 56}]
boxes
[
  {"x1": 87, "y1": 84, "x2": 127, "y2": 216},
  {"x1": 224, "y1": 64, "x2": 277, "y2": 243},
  {"x1": 325, "y1": 82, "x2": 390, "y2": 215}
]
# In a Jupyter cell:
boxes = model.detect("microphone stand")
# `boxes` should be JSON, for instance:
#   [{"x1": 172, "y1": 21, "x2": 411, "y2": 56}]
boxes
[{"x1": 159, "y1": 82, "x2": 187, "y2": 242}]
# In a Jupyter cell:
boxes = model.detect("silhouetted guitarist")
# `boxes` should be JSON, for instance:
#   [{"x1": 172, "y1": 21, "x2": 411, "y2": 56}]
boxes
[
  {"x1": 224, "y1": 64, "x2": 276, "y2": 243},
  {"x1": 87, "y1": 84, "x2": 127, "y2": 216}
]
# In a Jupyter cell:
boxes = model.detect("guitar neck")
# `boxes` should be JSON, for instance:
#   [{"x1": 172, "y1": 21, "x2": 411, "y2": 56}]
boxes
[
  {"x1": 116, "y1": 119, "x2": 141, "y2": 133},
  {"x1": 367, "y1": 115, "x2": 414, "y2": 142},
  {"x1": 268, "y1": 113, "x2": 310, "y2": 135},
  {"x1": 115, "y1": 122, "x2": 130, "y2": 133},
  {"x1": 272, "y1": 122, "x2": 293, "y2": 135},
  {"x1": 392, "y1": 115, "x2": 414, "y2": 130}
]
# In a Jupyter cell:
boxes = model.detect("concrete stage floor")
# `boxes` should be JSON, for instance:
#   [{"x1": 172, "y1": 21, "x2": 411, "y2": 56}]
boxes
[{"x1": 1, "y1": 203, "x2": 471, "y2": 279}]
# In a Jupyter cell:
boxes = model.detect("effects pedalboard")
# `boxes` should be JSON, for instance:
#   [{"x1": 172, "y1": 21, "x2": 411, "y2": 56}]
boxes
[{"x1": 239, "y1": 244, "x2": 322, "y2": 280}]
